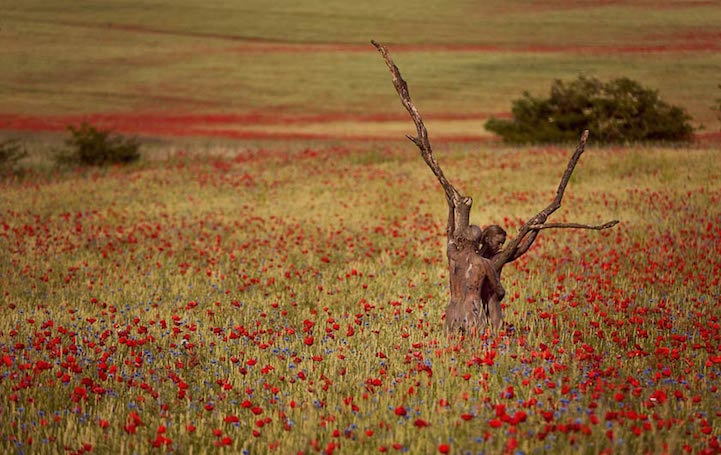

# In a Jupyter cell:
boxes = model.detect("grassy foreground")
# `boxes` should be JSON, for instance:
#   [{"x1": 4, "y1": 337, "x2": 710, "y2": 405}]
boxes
[{"x1": 1, "y1": 142, "x2": 720, "y2": 454}]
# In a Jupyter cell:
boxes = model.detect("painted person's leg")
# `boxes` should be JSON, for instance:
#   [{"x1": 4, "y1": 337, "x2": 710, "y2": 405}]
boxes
[{"x1": 488, "y1": 295, "x2": 503, "y2": 330}]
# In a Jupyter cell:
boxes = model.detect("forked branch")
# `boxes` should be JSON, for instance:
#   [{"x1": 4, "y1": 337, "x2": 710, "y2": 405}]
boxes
[
  {"x1": 493, "y1": 131, "x2": 619, "y2": 269},
  {"x1": 372, "y1": 40, "x2": 618, "y2": 268}
]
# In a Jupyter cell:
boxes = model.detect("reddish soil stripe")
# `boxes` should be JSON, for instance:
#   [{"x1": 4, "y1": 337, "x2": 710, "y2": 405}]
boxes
[
  {"x1": 695, "y1": 132, "x2": 721, "y2": 143},
  {"x1": 2, "y1": 112, "x2": 718, "y2": 143},
  {"x1": 179, "y1": 128, "x2": 497, "y2": 143},
  {"x1": 0, "y1": 112, "x2": 498, "y2": 143},
  {"x1": 114, "y1": 111, "x2": 506, "y2": 124},
  {"x1": 0, "y1": 112, "x2": 508, "y2": 129}
]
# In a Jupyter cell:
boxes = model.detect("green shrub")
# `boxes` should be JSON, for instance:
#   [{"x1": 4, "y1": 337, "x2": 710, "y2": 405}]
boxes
[
  {"x1": 485, "y1": 76, "x2": 694, "y2": 144},
  {"x1": 0, "y1": 139, "x2": 28, "y2": 174},
  {"x1": 56, "y1": 122, "x2": 140, "y2": 166}
]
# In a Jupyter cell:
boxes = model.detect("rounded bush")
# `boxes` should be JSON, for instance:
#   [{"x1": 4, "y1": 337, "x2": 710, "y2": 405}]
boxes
[
  {"x1": 485, "y1": 76, "x2": 694, "y2": 144},
  {"x1": 56, "y1": 122, "x2": 141, "y2": 166}
]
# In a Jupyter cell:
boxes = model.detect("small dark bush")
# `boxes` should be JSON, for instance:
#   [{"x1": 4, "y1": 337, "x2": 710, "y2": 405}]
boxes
[
  {"x1": 56, "y1": 122, "x2": 140, "y2": 166},
  {"x1": 0, "y1": 139, "x2": 28, "y2": 174},
  {"x1": 485, "y1": 76, "x2": 694, "y2": 144}
]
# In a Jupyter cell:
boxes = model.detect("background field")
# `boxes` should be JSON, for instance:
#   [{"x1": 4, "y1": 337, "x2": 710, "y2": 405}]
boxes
[
  {"x1": 2, "y1": 1, "x2": 721, "y2": 454},
  {"x1": 2, "y1": 0, "x2": 721, "y2": 140}
]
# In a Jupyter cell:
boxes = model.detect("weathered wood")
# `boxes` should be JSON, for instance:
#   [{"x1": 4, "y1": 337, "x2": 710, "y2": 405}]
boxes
[
  {"x1": 371, "y1": 40, "x2": 471, "y2": 242},
  {"x1": 372, "y1": 40, "x2": 619, "y2": 333},
  {"x1": 491, "y1": 131, "x2": 619, "y2": 271},
  {"x1": 529, "y1": 220, "x2": 619, "y2": 230}
]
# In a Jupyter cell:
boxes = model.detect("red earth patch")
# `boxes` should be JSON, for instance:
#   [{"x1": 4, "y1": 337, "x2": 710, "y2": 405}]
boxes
[
  {"x1": 2, "y1": 112, "x2": 718, "y2": 143},
  {"x1": 0, "y1": 112, "x2": 506, "y2": 143}
]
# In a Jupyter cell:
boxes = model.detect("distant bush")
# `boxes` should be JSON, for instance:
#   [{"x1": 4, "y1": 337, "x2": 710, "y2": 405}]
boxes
[
  {"x1": 0, "y1": 139, "x2": 28, "y2": 174},
  {"x1": 56, "y1": 122, "x2": 140, "y2": 166},
  {"x1": 485, "y1": 76, "x2": 694, "y2": 144}
]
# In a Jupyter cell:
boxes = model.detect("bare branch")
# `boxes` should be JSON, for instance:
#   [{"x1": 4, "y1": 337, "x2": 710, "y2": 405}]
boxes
[
  {"x1": 539, "y1": 129, "x2": 590, "y2": 219},
  {"x1": 372, "y1": 40, "x2": 466, "y2": 222},
  {"x1": 372, "y1": 43, "x2": 618, "y2": 276},
  {"x1": 529, "y1": 220, "x2": 619, "y2": 231},
  {"x1": 493, "y1": 130, "x2": 614, "y2": 270}
]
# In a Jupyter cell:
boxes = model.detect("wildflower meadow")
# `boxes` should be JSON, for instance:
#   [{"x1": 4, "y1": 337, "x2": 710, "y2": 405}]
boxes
[{"x1": 1, "y1": 143, "x2": 720, "y2": 454}]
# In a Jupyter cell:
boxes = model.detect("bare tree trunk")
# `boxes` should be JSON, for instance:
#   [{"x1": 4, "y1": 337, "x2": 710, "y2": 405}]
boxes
[{"x1": 372, "y1": 40, "x2": 619, "y2": 334}]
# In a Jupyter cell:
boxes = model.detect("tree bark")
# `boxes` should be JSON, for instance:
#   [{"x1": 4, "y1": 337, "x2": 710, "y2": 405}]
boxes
[
  {"x1": 372, "y1": 40, "x2": 620, "y2": 333},
  {"x1": 528, "y1": 220, "x2": 619, "y2": 230},
  {"x1": 371, "y1": 40, "x2": 471, "y2": 243},
  {"x1": 492, "y1": 131, "x2": 619, "y2": 273}
]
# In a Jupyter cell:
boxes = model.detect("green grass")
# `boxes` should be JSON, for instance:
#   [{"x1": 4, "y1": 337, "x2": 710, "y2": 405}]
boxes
[
  {"x1": 1, "y1": 142, "x2": 720, "y2": 453},
  {"x1": 6, "y1": 0, "x2": 721, "y2": 45},
  {"x1": 2, "y1": 4, "x2": 721, "y2": 452},
  {"x1": 5, "y1": 0, "x2": 721, "y2": 454},
  {"x1": 2, "y1": 0, "x2": 721, "y2": 131}
]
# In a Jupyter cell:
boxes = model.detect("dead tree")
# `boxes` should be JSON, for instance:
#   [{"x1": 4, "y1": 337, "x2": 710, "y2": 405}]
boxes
[{"x1": 372, "y1": 40, "x2": 619, "y2": 332}]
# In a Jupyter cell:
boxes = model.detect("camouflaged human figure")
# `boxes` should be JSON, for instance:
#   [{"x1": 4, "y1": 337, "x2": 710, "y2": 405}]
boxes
[
  {"x1": 372, "y1": 41, "x2": 617, "y2": 335},
  {"x1": 444, "y1": 225, "x2": 505, "y2": 333}
]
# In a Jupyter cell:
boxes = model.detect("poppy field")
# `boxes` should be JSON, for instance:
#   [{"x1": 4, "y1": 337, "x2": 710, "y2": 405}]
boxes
[{"x1": 1, "y1": 142, "x2": 720, "y2": 454}]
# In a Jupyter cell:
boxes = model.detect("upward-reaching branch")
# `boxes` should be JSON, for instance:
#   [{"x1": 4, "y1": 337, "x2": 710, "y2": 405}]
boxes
[
  {"x1": 540, "y1": 130, "x2": 589, "y2": 219},
  {"x1": 371, "y1": 40, "x2": 459, "y2": 202},
  {"x1": 493, "y1": 131, "x2": 618, "y2": 270},
  {"x1": 372, "y1": 41, "x2": 618, "y2": 272},
  {"x1": 371, "y1": 40, "x2": 470, "y2": 240}
]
